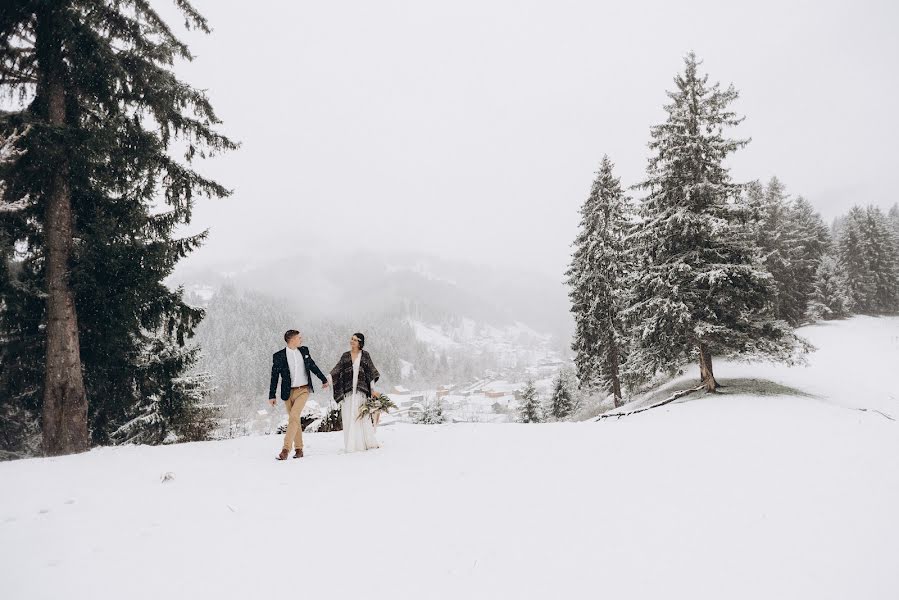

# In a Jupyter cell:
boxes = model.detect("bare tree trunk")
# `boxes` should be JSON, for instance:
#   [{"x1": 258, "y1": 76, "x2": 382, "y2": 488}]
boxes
[
  {"x1": 37, "y1": 7, "x2": 89, "y2": 456},
  {"x1": 697, "y1": 342, "x2": 718, "y2": 393}
]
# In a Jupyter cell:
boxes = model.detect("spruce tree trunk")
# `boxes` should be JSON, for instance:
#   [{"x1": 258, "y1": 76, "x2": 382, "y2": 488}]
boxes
[
  {"x1": 608, "y1": 340, "x2": 623, "y2": 408},
  {"x1": 37, "y1": 7, "x2": 89, "y2": 456},
  {"x1": 697, "y1": 343, "x2": 718, "y2": 393}
]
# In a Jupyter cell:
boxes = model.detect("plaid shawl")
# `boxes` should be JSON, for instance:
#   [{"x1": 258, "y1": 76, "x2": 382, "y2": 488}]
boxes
[{"x1": 330, "y1": 350, "x2": 380, "y2": 402}]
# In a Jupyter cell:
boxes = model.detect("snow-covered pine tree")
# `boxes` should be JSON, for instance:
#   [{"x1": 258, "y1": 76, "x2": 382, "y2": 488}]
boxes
[
  {"x1": 806, "y1": 254, "x2": 850, "y2": 321},
  {"x1": 830, "y1": 215, "x2": 848, "y2": 248},
  {"x1": 547, "y1": 368, "x2": 576, "y2": 420},
  {"x1": 111, "y1": 336, "x2": 219, "y2": 445},
  {"x1": 0, "y1": 2, "x2": 236, "y2": 455},
  {"x1": 837, "y1": 206, "x2": 875, "y2": 311},
  {"x1": 744, "y1": 179, "x2": 830, "y2": 326},
  {"x1": 787, "y1": 196, "x2": 832, "y2": 323},
  {"x1": 888, "y1": 204, "x2": 899, "y2": 241},
  {"x1": 838, "y1": 205, "x2": 899, "y2": 314},
  {"x1": 745, "y1": 177, "x2": 793, "y2": 323},
  {"x1": 566, "y1": 368, "x2": 584, "y2": 413},
  {"x1": 518, "y1": 380, "x2": 542, "y2": 423},
  {"x1": 860, "y1": 206, "x2": 899, "y2": 313},
  {"x1": 627, "y1": 53, "x2": 808, "y2": 393},
  {"x1": 565, "y1": 156, "x2": 631, "y2": 406}
]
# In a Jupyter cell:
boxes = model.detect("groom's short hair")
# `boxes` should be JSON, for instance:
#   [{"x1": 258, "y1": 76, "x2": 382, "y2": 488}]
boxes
[{"x1": 284, "y1": 329, "x2": 300, "y2": 343}]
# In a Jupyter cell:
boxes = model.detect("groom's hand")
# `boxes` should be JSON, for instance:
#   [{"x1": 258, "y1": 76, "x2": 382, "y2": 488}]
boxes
[
  {"x1": 269, "y1": 398, "x2": 277, "y2": 407},
  {"x1": 322, "y1": 381, "x2": 330, "y2": 389}
]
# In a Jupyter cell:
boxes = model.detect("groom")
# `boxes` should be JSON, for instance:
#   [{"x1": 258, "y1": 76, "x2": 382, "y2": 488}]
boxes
[{"x1": 269, "y1": 329, "x2": 329, "y2": 460}]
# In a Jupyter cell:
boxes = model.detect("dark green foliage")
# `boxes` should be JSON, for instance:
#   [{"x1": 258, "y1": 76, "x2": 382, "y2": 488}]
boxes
[
  {"x1": 0, "y1": 1, "x2": 235, "y2": 453},
  {"x1": 111, "y1": 339, "x2": 219, "y2": 445}
]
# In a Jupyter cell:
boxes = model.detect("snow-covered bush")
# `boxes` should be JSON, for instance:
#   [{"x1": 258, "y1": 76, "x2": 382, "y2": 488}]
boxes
[{"x1": 413, "y1": 396, "x2": 446, "y2": 424}]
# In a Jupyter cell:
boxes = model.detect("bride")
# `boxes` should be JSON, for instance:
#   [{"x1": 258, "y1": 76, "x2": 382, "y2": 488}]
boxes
[{"x1": 330, "y1": 332, "x2": 381, "y2": 452}]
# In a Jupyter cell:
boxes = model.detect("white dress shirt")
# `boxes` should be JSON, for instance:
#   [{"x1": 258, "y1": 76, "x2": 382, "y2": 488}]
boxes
[{"x1": 285, "y1": 346, "x2": 309, "y2": 387}]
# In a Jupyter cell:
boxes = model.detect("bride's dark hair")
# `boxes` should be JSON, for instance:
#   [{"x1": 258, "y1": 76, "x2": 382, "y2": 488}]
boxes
[{"x1": 353, "y1": 332, "x2": 365, "y2": 349}]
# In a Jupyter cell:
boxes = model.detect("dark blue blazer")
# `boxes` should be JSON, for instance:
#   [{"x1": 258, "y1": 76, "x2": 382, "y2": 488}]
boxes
[{"x1": 269, "y1": 346, "x2": 327, "y2": 400}]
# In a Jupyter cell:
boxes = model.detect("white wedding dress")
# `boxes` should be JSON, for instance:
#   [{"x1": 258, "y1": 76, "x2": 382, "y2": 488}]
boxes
[{"x1": 341, "y1": 352, "x2": 379, "y2": 452}]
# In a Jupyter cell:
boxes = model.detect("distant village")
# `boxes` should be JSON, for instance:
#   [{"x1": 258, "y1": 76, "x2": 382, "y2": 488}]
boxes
[
  {"x1": 239, "y1": 355, "x2": 569, "y2": 437},
  {"x1": 382, "y1": 356, "x2": 566, "y2": 424}
]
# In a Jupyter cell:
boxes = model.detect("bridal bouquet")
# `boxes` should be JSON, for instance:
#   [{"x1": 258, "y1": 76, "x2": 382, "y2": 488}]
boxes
[{"x1": 357, "y1": 394, "x2": 397, "y2": 421}]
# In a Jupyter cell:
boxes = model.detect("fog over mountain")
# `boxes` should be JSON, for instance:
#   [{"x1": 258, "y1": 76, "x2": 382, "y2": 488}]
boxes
[
  {"x1": 170, "y1": 251, "x2": 571, "y2": 427},
  {"x1": 152, "y1": 0, "x2": 899, "y2": 281},
  {"x1": 172, "y1": 250, "x2": 573, "y2": 343}
]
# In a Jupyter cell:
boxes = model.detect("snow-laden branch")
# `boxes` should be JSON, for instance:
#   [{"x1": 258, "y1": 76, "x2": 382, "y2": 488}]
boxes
[
  {"x1": 0, "y1": 198, "x2": 28, "y2": 213},
  {"x1": 0, "y1": 126, "x2": 30, "y2": 210},
  {"x1": 0, "y1": 126, "x2": 28, "y2": 161}
]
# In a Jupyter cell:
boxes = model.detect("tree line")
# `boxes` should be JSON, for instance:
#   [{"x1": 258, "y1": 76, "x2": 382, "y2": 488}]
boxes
[{"x1": 566, "y1": 53, "x2": 899, "y2": 408}]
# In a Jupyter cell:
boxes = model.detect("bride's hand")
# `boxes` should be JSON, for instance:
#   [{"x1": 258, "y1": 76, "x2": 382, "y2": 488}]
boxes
[{"x1": 372, "y1": 390, "x2": 381, "y2": 399}]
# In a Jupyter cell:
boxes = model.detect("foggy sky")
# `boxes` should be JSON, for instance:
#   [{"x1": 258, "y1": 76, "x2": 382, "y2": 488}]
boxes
[{"x1": 161, "y1": 0, "x2": 899, "y2": 277}]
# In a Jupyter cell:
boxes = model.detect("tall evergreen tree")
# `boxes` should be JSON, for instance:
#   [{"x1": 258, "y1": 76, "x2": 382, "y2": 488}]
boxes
[
  {"x1": 547, "y1": 368, "x2": 576, "y2": 420},
  {"x1": 837, "y1": 205, "x2": 899, "y2": 314},
  {"x1": 787, "y1": 196, "x2": 832, "y2": 322},
  {"x1": 806, "y1": 254, "x2": 850, "y2": 321},
  {"x1": 745, "y1": 177, "x2": 796, "y2": 323},
  {"x1": 860, "y1": 206, "x2": 899, "y2": 313},
  {"x1": 518, "y1": 380, "x2": 542, "y2": 423},
  {"x1": 565, "y1": 155, "x2": 630, "y2": 406},
  {"x1": 744, "y1": 179, "x2": 830, "y2": 326},
  {"x1": 0, "y1": 1, "x2": 236, "y2": 455},
  {"x1": 888, "y1": 204, "x2": 899, "y2": 241},
  {"x1": 628, "y1": 53, "x2": 807, "y2": 393},
  {"x1": 837, "y1": 206, "x2": 874, "y2": 311},
  {"x1": 111, "y1": 341, "x2": 218, "y2": 445}
]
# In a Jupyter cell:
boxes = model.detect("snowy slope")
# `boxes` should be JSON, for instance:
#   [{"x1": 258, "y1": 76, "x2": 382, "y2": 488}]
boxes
[
  {"x1": 1, "y1": 317, "x2": 898, "y2": 600},
  {"x1": 617, "y1": 315, "x2": 899, "y2": 417}
]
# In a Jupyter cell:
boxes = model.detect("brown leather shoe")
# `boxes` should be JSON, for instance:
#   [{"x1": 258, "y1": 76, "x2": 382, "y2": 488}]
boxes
[
  {"x1": 276, "y1": 449, "x2": 289, "y2": 461},
  {"x1": 293, "y1": 449, "x2": 304, "y2": 459}
]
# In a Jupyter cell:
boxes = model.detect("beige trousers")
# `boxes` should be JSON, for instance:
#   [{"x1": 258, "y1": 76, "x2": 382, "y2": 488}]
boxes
[{"x1": 282, "y1": 386, "x2": 310, "y2": 451}]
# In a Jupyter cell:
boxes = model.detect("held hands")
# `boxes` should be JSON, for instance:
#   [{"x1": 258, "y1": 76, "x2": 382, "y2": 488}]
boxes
[{"x1": 372, "y1": 390, "x2": 381, "y2": 399}]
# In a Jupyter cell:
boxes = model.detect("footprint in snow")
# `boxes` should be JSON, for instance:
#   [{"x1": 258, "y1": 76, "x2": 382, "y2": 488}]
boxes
[
  {"x1": 38, "y1": 508, "x2": 50, "y2": 515},
  {"x1": 64, "y1": 498, "x2": 76, "y2": 505}
]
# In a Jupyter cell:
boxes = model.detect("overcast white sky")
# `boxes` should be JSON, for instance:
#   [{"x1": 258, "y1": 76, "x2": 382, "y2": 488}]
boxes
[{"x1": 161, "y1": 0, "x2": 899, "y2": 277}]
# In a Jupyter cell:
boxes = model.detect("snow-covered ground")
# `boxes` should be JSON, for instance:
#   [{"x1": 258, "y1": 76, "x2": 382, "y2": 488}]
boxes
[{"x1": 2, "y1": 316, "x2": 898, "y2": 599}]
